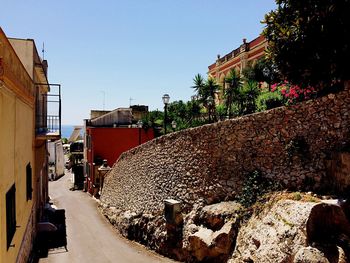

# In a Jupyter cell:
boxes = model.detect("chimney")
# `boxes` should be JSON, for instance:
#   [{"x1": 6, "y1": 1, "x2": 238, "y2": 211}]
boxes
[{"x1": 42, "y1": 60, "x2": 48, "y2": 77}]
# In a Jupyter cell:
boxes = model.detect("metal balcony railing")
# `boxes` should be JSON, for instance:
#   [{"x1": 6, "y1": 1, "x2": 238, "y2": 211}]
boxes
[
  {"x1": 47, "y1": 115, "x2": 60, "y2": 134},
  {"x1": 35, "y1": 83, "x2": 61, "y2": 139}
]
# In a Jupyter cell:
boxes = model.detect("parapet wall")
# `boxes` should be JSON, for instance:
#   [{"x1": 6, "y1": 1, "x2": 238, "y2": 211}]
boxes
[{"x1": 101, "y1": 83, "x2": 350, "y2": 214}]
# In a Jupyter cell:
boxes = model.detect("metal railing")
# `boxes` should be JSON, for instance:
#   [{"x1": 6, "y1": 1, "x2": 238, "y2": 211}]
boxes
[
  {"x1": 35, "y1": 83, "x2": 61, "y2": 137},
  {"x1": 47, "y1": 115, "x2": 61, "y2": 134}
]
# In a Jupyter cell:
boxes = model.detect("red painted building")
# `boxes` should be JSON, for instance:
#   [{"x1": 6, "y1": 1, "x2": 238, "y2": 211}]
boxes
[{"x1": 84, "y1": 107, "x2": 154, "y2": 195}]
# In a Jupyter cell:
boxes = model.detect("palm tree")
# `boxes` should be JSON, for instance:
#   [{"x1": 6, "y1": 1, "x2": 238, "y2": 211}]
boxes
[
  {"x1": 192, "y1": 74, "x2": 221, "y2": 122},
  {"x1": 224, "y1": 69, "x2": 243, "y2": 118},
  {"x1": 205, "y1": 77, "x2": 220, "y2": 101},
  {"x1": 242, "y1": 80, "x2": 259, "y2": 114},
  {"x1": 192, "y1": 74, "x2": 206, "y2": 101},
  {"x1": 204, "y1": 77, "x2": 220, "y2": 121}
]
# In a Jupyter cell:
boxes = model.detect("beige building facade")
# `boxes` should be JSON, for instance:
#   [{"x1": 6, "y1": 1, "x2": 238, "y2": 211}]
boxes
[{"x1": 0, "y1": 28, "x2": 59, "y2": 263}]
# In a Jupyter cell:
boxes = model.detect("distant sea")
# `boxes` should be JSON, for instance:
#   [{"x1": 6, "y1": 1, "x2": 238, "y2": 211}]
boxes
[{"x1": 61, "y1": 125, "x2": 83, "y2": 139}]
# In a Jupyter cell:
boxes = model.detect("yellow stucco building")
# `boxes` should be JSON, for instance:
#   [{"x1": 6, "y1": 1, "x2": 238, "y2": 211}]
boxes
[{"x1": 0, "y1": 28, "x2": 60, "y2": 263}]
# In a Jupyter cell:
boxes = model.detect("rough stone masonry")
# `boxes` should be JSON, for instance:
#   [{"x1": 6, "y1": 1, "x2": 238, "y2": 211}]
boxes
[{"x1": 101, "y1": 82, "x2": 350, "y2": 214}]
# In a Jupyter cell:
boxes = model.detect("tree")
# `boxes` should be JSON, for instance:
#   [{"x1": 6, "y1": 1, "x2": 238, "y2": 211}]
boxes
[
  {"x1": 242, "y1": 58, "x2": 280, "y2": 90},
  {"x1": 186, "y1": 100, "x2": 202, "y2": 126},
  {"x1": 192, "y1": 74, "x2": 220, "y2": 122},
  {"x1": 167, "y1": 100, "x2": 188, "y2": 130},
  {"x1": 263, "y1": 0, "x2": 350, "y2": 90},
  {"x1": 224, "y1": 69, "x2": 243, "y2": 117},
  {"x1": 215, "y1": 104, "x2": 227, "y2": 121},
  {"x1": 204, "y1": 77, "x2": 220, "y2": 121},
  {"x1": 140, "y1": 110, "x2": 164, "y2": 136},
  {"x1": 241, "y1": 80, "x2": 260, "y2": 114},
  {"x1": 192, "y1": 74, "x2": 206, "y2": 102}
]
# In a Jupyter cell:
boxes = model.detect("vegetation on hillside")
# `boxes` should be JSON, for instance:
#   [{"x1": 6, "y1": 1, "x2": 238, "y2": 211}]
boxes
[
  {"x1": 262, "y1": 0, "x2": 350, "y2": 91},
  {"x1": 143, "y1": 0, "x2": 348, "y2": 135}
]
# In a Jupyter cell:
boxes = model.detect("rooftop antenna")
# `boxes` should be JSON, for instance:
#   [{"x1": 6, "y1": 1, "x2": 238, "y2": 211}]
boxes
[
  {"x1": 42, "y1": 42, "x2": 45, "y2": 60},
  {"x1": 129, "y1": 97, "x2": 133, "y2": 107}
]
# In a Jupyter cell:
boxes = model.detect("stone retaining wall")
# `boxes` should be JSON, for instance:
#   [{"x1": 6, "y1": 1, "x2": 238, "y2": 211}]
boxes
[{"x1": 101, "y1": 83, "x2": 350, "y2": 214}]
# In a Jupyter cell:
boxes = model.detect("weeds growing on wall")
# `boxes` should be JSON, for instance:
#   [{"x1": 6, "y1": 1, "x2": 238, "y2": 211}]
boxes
[
  {"x1": 285, "y1": 136, "x2": 309, "y2": 164},
  {"x1": 237, "y1": 170, "x2": 281, "y2": 208}
]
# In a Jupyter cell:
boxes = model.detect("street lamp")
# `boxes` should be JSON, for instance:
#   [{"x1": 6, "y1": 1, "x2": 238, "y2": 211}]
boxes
[
  {"x1": 162, "y1": 94, "x2": 170, "y2": 134},
  {"x1": 137, "y1": 120, "x2": 143, "y2": 145},
  {"x1": 171, "y1": 120, "x2": 177, "y2": 132},
  {"x1": 97, "y1": 159, "x2": 111, "y2": 197}
]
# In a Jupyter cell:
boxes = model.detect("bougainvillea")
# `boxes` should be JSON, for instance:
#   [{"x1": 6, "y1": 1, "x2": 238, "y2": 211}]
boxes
[{"x1": 271, "y1": 81, "x2": 316, "y2": 104}]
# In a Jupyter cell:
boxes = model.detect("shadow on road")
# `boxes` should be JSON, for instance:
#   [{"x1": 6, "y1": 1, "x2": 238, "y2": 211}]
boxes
[{"x1": 30, "y1": 209, "x2": 68, "y2": 262}]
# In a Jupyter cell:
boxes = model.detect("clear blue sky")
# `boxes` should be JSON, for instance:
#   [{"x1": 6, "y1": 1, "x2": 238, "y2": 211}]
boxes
[{"x1": 0, "y1": 0, "x2": 276, "y2": 125}]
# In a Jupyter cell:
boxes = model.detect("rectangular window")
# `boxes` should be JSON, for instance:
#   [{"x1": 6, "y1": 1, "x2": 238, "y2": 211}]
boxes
[
  {"x1": 26, "y1": 163, "x2": 32, "y2": 200},
  {"x1": 6, "y1": 184, "x2": 16, "y2": 250}
]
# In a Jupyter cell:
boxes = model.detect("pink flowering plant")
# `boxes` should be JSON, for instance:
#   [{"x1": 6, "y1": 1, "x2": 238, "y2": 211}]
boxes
[{"x1": 270, "y1": 81, "x2": 316, "y2": 105}]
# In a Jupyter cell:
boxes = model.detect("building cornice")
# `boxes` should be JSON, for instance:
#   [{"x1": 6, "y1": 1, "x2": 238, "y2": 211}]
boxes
[
  {"x1": 208, "y1": 35, "x2": 267, "y2": 75},
  {"x1": 0, "y1": 28, "x2": 35, "y2": 106}
]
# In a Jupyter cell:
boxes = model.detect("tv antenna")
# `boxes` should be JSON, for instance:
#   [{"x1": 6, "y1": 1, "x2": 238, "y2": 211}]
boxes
[
  {"x1": 129, "y1": 97, "x2": 133, "y2": 106},
  {"x1": 42, "y1": 42, "x2": 45, "y2": 60}
]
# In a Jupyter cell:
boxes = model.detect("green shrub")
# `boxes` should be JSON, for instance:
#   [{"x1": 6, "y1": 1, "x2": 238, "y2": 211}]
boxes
[
  {"x1": 237, "y1": 170, "x2": 281, "y2": 208},
  {"x1": 285, "y1": 136, "x2": 309, "y2": 161},
  {"x1": 293, "y1": 192, "x2": 302, "y2": 201},
  {"x1": 215, "y1": 104, "x2": 227, "y2": 120},
  {"x1": 256, "y1": 91, "x2": 284, "y2": 111}
]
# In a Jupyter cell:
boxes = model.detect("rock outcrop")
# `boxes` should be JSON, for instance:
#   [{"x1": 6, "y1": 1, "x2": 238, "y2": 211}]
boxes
[
  {"x1": 184, "y1": 201, "x2": 242, "y2": 262},
  {"x1": 186, "y1": 221, "x2": 236, "y2": 261},
  {"x1": 100, "y1": 194, "x2": 350, "y2": 262},
  {"x1": 229, "y1": 198, "x2": 350, "y2": 263}
]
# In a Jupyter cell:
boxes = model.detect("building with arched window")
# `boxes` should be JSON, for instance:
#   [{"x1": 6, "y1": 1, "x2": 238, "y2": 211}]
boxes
[{"x1": 207, "y1": 35, "x2": 267, "y2": 102}]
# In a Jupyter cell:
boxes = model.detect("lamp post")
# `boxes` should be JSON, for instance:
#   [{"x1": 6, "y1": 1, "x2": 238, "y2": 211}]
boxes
[
  {"x1": 137, "y1": 120, "x2": 143, "y2": 145},
  {"x1": 162, "y1": 94, "x2": 170, "y2": 134},
  {"x1": 97, "y1": 159, "x2": 111, "y2": 197},
  {"x1": 171, "y1": 120, "x2": 177, "y2": 132}
]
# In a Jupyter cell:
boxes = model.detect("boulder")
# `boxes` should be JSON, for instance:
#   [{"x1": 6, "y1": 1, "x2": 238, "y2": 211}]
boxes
[
  {"x1": 229, "y1": 199, "x2": 317, "y2": 263},
  {"x1": 294, "y1": 245, "x2": 349, "y2": 263},
  {"x1": 198, "y1": 201, "x2": 242, "y2": 230},
  {"x1": 229, "y1": 198, "x2": 350, "y2": 263},
  {"x1": 293, "y1": 246, "x2": 329, "y2": 263},
  {"x1": 307, "y1": 201, "x2": 350, "y2": 245},
  {"x1": 184, "y1": 201, "x2": 243, "y2": 261},
  {"x1": 187, "y1": 221, "x2": 236, "y2": 261}
]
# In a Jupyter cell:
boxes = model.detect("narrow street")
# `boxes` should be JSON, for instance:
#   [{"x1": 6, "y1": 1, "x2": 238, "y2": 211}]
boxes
[{"x1": 39, "y1": 171, "x2": 175, "y2": 263}]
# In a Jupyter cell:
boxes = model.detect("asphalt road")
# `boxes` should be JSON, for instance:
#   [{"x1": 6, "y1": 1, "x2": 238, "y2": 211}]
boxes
[{"x1": 39, "y1": 172, "x2": 175, "y2": 263}]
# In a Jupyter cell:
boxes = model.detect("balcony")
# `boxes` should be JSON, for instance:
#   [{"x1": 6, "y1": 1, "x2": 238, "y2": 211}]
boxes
[{"x1": 36, "y1": 83, "x2": 61, "y2": 141}]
